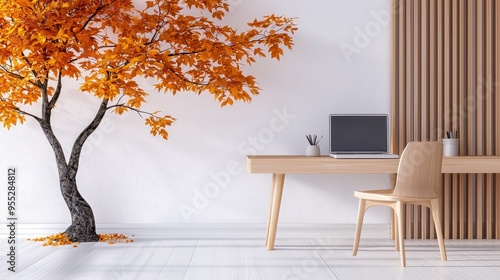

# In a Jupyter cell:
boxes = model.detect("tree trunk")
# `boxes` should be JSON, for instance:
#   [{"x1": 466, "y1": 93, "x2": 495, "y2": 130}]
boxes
[
  {"x1": 37, "y1": 92, "x2": 109, "y2": 242},
  {"x1": 60, "y1": 176, "x2": 99, "y2": 242},
  {"x1": 38, "y1": 118, "x2": 100, "y2": 242}
]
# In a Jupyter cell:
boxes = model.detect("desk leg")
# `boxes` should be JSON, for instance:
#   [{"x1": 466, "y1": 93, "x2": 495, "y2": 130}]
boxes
[
  {"x1": 266, "y1": 174, "x2": 277, "y2": 246},
  {"x1": 267, "y1": 173, "x2": 285, "y2": 251}
]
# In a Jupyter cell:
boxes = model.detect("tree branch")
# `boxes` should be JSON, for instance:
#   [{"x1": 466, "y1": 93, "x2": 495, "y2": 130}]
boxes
[
  {"x1": 41, "y1": 72, "x2": 51, "y2": 120},
  {"x1": 0, "y1": 66, "x2": 42, "y2": 88},
  {"x1": 106, "y1": 104, "x2": 160, "y2": 119},
  {"x1": 98, "y1": 44, "x2": 117, "y2": 49},
  {"x1": 77, "y1": 3, "x2": 111, "y2": 33},
  {"x1": 21, "y1": 51, "x2": 42, "y2": 87},
  {"x1": 167, "y1": 48, "x2": 207, "y2": 57},
  {"x1": 37, "y1": 118, "x2": 69, "y2": 175},
  {"x1": 13, "y1": 107, "x2": 41, "y2": 122},
  {"x1": 145, "y1": 0, "x2": 169, "y2": 45},
  {"x1": 67, "y1": 98, "x2": 109, "y2": 178},
  {"x1": 167, "y1": 68, "x2": 211, "y2": 86},
  {"x1": 48, "y1": 70, "x2": 63, "y2": 109}
]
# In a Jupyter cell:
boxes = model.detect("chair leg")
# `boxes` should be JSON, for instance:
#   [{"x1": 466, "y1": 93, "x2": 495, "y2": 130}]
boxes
[
  {"x1": 396, "y1": 201, "x2": 406, "y2": 267},
  {"x1": 430, "y1": 198, "x2": 447, "y2": 261},
  {"x1": 393, "y1": 208, "x2": 399, "y2": 252},
  {"x1": 352, "y1": 199, "x2": 367, "y2": 256}
]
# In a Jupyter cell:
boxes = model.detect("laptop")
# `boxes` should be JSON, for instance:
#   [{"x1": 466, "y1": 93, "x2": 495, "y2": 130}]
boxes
[{"x1": 329, "y1": 114, "x2": 399, "y2": 159}]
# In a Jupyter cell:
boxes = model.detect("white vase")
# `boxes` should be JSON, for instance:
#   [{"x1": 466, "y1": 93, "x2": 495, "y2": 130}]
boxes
[{"x1": 306, "y1": 145, "x2": 320, "y2": 156}]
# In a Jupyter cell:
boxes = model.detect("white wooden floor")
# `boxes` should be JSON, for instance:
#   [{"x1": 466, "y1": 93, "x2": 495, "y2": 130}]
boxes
[{"x1": 2, "y1": 237, "x2": 499, "y2": 280}]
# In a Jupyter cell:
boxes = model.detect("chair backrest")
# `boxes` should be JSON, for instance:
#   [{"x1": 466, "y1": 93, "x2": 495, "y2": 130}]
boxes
[{"x1": 392, "y1": 141, "x2": 443, "y2": 198}]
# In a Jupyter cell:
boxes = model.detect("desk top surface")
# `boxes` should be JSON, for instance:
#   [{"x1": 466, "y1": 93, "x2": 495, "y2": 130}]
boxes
[{"x1": 247, "y1": 155, "x2": 500, "y2": 174}]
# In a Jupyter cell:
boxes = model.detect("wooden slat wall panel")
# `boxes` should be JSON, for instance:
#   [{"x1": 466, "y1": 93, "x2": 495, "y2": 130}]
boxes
[
  {"x1": 485, "y1": 0, "x2": 494, "y2": 240},
  {"x1": 391, "y1": 0, "x2": 499, "y2": 239},
  {"x1": 476, "y1": 0, "x2": 485, "y2": 239},
  {"x1": 428, "y1": 0, "x2": 437, "y2": 240},
  {"x1": 454, "y1": 0, "x2": 468, "y2": 239},
  {"x1": 495, "y1": 0, "x2": 500, "y2": 239},
  {"x1": 466, "y1": 0, "x2": 475, "y2": 239},
  {"x1": 458, "y1": 0, "x2": 467, "y2": 240},
  {"x1": 405, "y1": 0, "x2": 413, "y2": 239}
]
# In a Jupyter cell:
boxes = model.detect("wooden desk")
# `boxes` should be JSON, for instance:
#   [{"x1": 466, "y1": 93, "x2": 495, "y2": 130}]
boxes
[{"x1": 247, "y1": 155, "x2": 500, "y2": 250}]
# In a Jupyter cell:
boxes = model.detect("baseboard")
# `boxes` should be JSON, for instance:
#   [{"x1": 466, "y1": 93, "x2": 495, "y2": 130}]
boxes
[{"x1": 1, "y1": 223, "x2": 390, "y2": 239}]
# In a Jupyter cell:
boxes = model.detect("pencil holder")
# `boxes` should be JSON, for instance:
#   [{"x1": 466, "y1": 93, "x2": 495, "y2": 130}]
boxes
[
  {"x1": 306, "y1": 145, "x2": 320, "y2": 156},
  {"x1": 442, "y1": 139, "x2": 459, "y2": 156},
  {"x1": 305, "y1": 134, "x2": 322, "y2": 156}
]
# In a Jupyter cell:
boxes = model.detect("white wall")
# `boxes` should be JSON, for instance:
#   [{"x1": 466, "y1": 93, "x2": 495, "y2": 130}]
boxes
[{"x1": 0, "y1": 0, "x2": 391, "y2": 225}]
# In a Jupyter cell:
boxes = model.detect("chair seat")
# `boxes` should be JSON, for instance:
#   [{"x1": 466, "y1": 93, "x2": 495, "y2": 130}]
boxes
[{"x1": 354, "y1": 189, "x2": 439, "y2": 202}]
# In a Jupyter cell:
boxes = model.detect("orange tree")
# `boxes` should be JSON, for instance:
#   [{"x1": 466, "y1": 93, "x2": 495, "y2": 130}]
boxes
[{"x1": 0, "y1": 0, "x2": 296, "y2": 242}]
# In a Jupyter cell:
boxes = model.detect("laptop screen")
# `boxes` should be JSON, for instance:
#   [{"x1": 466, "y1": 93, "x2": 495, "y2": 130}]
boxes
[{"x1": 329, "y1": 114, "x2": 389, "y2": 153}]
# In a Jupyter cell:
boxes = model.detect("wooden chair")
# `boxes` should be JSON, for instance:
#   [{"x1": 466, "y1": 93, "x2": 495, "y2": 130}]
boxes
[{"x1": 352, "y1": 141, "x2": 447, "y2": 267}]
